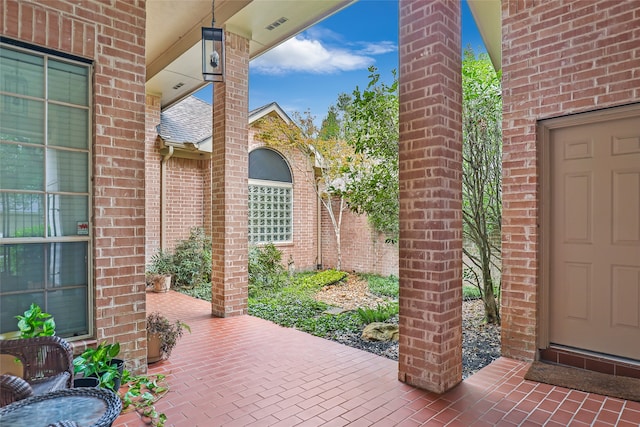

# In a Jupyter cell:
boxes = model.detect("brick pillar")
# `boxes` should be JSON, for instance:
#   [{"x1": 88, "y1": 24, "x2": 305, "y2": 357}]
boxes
[
  {"x1": 398, "y1": 0, "x2": 463, "y2": 394},
  {"x1": 210, "y1": 31, "x2": 249, "y2": 317},
  {"x1": 145, "y1": 93, "x2": 162, "y2": 265}
]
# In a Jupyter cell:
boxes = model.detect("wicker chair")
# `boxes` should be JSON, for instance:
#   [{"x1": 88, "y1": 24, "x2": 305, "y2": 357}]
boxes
[{"x1": 0, "y1": 336, "x2": 74, "y2": 407}]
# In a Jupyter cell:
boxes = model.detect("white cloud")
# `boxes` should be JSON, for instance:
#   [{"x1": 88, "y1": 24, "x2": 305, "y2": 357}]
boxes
[
  {"x1": 358, "y1": 41, "x2": 397, "y2": 55},
  {"x1": 251, "y1": 36, "x2": 375, "y2": 75}
]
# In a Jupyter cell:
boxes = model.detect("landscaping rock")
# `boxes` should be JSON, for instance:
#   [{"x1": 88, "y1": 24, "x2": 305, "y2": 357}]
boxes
[{"x1": 361, "y1": 322, "x2": 399, "y2": 342}]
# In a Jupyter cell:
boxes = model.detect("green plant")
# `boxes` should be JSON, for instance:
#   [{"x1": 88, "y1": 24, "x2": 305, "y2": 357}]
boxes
[
  {"x1": 73, "y1": 341, "x2": 122, "y2": 390},
  {"x1": 248, "y1": 243, "x2": 287, "y2": 296},
  {"x1": 147, "y1": 312, "x2": 190, "y2": 359},
  {"x1": 362, "y1": 274, "x2": 399, "y2": 298},
  {"x1": 356, "y1": 303, "x2": 399, "y2": 324},
  {"x1": 120, "y1": 371, "x2": 168, "y2": 427},
  {"x1": 16, "y1": 303, "x2": 56, "y2": 338},
  {"x1": 147, "y1": 250, "x2": 174, "y2": 276},
  {"x1": 172, "y1": 227, "x2": 212, "y2": 288}
]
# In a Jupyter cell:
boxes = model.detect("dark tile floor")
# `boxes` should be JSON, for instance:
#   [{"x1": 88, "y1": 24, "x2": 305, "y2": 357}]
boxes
[{"x1": 114, "y1": 291, "x2": 640, "y2": 426}]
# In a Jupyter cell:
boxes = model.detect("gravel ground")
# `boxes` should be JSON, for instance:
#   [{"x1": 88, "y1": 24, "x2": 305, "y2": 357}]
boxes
[{"x1": 317, "y1": 279, "x2": 501, "y2": 379}]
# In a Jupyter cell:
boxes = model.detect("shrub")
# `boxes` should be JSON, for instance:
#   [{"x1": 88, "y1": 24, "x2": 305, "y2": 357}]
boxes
[
  {"x1": 248, "y1": 243, "x2": 287, "y2": 296},
  {"x1": 172, "y1": 228, "x2": 212, "y2": 288}
]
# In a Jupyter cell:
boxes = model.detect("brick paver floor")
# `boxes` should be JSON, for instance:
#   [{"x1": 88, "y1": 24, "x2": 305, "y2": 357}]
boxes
[{"x1": 114, "y1": 290, "x2": 640, "y2": 426}]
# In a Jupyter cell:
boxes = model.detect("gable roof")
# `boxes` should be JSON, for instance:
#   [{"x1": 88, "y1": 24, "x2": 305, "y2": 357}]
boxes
[
  {"x1": 249, "y1": 102, "x2": 293, "y2": 125},
  {"x1": 158, "y1": 96, "x2": 212, "y2": 145}
]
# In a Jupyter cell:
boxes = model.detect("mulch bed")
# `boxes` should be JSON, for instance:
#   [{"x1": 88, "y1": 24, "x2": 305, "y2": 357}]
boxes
[{"x1": 317, "y1": 276, "x2": 501, "y2": 379}]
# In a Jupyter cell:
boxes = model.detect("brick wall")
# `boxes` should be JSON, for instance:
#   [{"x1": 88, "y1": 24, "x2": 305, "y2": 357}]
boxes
[
  {"x1": 501, "y1": 0, "x2": 640, "y2": 360},
  {"x1": 164, "y1": 157, "x2": 206, "y2": 250},
  {"x1": 1, "y1": 0, "x2": 148, "y2": 371},
  {"x1": 398, "y1": 0, "x2": 463, "y2": 393},
  {"x1": 321, "y1": 200, "x2": 399, "y2": 276}
]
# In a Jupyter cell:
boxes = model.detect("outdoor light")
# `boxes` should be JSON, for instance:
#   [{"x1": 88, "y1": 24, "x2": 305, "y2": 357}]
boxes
[{"x1": 202, "y1": 0, "x2": 224, "y2": 82}]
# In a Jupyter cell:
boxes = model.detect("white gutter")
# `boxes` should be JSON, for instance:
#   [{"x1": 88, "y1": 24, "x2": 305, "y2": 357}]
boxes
[{"x1": 160, "y1": 145, "x2": 174, "y2": 250}]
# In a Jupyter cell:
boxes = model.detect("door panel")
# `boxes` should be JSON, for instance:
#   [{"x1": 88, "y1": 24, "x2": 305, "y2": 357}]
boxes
[{"x1": 549, "y1": 113, "x2": 640, "y2": 360}]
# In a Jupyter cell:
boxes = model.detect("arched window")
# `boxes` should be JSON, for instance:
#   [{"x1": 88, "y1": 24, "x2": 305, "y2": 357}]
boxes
[{"x1": 248, "y1": 148, "x2": 293, "y2": 243}]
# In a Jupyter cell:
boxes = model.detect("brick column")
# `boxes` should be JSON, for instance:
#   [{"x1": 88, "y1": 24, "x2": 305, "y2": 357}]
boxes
[
  {"x1": 398, "y1": 0, "x2": 463, "y2": 393},
  {"x1": 145, "y1": 93, "x2": 162, "y2": 265},
  {"x1": 210, "y1": 31, "x2": 249, "y2": 317}
]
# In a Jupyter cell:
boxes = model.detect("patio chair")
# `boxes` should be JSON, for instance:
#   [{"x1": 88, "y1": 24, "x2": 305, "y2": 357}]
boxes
[{"x1": 0, "y1": 336, "x2": 73, "y2": 407}]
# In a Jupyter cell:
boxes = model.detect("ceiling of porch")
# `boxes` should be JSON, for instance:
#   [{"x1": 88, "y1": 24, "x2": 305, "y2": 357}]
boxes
[
  {"x1": 145, "y1": 0, "x2": 357, "y2": 108},
  {"x1": 145, "y1": 0, "x2": 501, "y2": 110}
]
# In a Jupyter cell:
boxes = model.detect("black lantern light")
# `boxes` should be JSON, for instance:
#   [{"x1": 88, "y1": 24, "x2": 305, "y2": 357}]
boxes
[{"x1": 202, "y1": 0, "x2": 224, "y2": 82}]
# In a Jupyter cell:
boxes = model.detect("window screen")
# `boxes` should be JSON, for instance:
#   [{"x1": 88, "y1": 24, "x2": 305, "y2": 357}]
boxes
[{"x1": 0, "y1": 42, "x2": 91, "y2": 339}]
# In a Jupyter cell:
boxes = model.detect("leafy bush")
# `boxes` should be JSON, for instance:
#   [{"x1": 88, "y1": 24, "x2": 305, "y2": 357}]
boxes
[
  {"x1": 147, "y1": 250, "x2": 174, "y2": 276},
  {"x1": 172, "y1": 228, "x2": 212, "y2": 288},
  {"x1": 248, "y1": 243, "x2": 287, "y2": 296},
  {"x1": 362, "y1": 274, "x2": 399, "y2": 298},
  {"x1": 356, "y1": 303, "x2": 399, "y2": 324}
]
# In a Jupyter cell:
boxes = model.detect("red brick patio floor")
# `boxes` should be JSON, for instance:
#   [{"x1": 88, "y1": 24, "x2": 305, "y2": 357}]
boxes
[{"x1": 114, "y1": 290, "x2": 640, "y2": 426}]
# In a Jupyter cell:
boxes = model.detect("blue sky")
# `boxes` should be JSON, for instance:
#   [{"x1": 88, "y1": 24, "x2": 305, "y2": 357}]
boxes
[{"x1": 194, "y1": 0, "x2": 486, "y2": 123}]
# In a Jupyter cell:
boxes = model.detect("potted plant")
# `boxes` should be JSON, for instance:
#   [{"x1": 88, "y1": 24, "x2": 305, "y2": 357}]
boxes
[
  {"x1": 146, "y1": 312, "x2": 190, "y2": 364},
  {"x1": 15, "y1": 303, "x2": 56, "y2": 338},
  {"x1": 73, "y1": 341, "x2": 124, "y2": 391},
  {"x1": 147, "y1": 250, "x2": 174, "y2": 293}
]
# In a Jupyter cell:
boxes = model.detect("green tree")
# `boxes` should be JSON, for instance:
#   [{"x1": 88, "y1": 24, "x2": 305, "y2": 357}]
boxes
[
  {"x1": 339, "y1": 67, "x2": 399, "y2": 242},
  {"x1": 257, "y1": 110, "x2": 358, "y2": 270},
  {"x1": 462, "y1": 49, "x2": 502, "y2": 324}
]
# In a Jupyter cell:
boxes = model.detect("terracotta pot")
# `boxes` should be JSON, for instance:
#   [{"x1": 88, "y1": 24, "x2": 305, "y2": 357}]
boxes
[
  {"x1": 147, "y1": 332, "x2": 162, "y2": 364},
  {"x1": 152, "y1": 275, "x2": 171, "y2": 293}
]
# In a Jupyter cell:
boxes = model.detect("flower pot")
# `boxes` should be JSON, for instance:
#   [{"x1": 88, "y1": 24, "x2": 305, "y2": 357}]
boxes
[
  {"x1": 73, "y1": 377, "x2": 99, "y2": 388},
  {"x1": 147, "y1": 332, "x2": 162, "y2": 364},
  {"x1": 91, "y1": 357, "x2": 124, "y2": 392},
  {"x1": 152, "y1": 275, "x2": 171, "y2": 293}
]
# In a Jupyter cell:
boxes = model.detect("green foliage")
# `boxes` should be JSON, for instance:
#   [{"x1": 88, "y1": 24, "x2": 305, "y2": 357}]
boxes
[
  {"x1": 319, "y1": 105, "x2": 342, "y2": 140},
  {"x1": 172, "y1": 228, "x2": 212, "y2": 288},
  {"x1": 147, "y1": 312, "x2": 190, "y2": 359},
  {"x1": 339, "y1": 66, "x2": 399, "y2": 241},
  {"x1": 248, "y1": 295, "x2": 328, "y2": 328},
  {"x1": 356, "y1": 303, "x2": 399, "y2": 324},
  {"x1": 299, "y1": 311, "x2": 362, "y2": 337},
  {"x1": 463, "y1": 284, "x2": 481, "y2": 299},
  {"x1": 147, "y1": 250, "x2": 174, "y2": 276},
  {"x1": 462, "y1": 48, "x2": 503, "y2": 324},
  {"x1": 248, "y1": 243, "x2": 287, "y2": 296},
  {"x1": 16, "y1": 303, "x2": 55, "y2": 338},
  {"x1": 120, "y1": 371, "x2": 168, "y2": 427},
  {"x1": 247, "y1": 269, "x2": 355, "y2": 337},
  {"x1": 177, "y1": 282, "x2": 211, "y2": 301},
  {"x1": 361, "y1": 274, "x2": 398, "y2": 298},
  {"x1": 73, "y1": 342, "x2": 121, "y2": 391},
  {"x1": 291, "y1": 269, "x2": 346, "y2": 293}
]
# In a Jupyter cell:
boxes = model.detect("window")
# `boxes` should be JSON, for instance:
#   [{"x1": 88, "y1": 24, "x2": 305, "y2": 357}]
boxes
[
  {"x1": 0, "y1": 41, "x2": 92, "y2": 339},
  {"x1": 248, "y1": 148, "x2": 293, "y2": 244}
]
